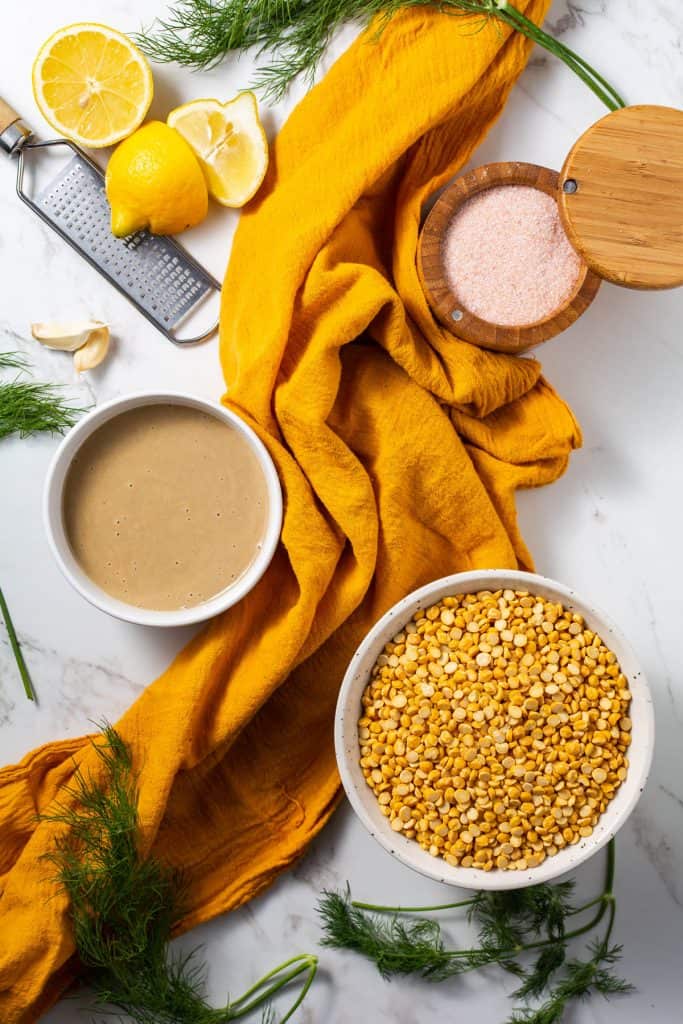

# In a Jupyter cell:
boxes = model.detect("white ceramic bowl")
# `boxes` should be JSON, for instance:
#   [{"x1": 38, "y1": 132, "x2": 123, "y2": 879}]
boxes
[
  {"x1": 335, "y1": 570, "x2": 654, "y2": 890},
  {"x1": 43, "y1": 391, "x2": 282, "y2": 627}
]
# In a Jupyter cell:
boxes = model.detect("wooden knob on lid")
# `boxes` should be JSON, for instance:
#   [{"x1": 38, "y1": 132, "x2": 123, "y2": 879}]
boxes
[{"x1": 558, "y1": 105, "x2": 683, "y2": 290}]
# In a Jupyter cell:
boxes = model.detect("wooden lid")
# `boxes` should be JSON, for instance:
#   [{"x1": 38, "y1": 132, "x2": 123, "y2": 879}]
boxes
[{"x1": 558, "y1": 105, "x2": 683, "y2": 290}]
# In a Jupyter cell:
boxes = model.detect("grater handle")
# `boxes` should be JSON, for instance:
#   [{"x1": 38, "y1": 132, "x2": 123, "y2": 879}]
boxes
[
  {"x1": 0, "y1": 97, "x2": 20, "y2": 133},
  {"x1": 0, "y1": 96, "x2": 32, "y2": 155}
]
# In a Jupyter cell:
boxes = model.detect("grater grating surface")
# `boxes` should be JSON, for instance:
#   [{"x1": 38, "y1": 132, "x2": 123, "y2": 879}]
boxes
[{"x1": 34, "y1": 154, "x2": 217, "y2": 332}]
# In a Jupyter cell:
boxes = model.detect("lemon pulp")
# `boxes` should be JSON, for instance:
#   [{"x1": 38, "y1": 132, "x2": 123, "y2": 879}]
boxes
[
  {"x1": 168, "y1": 93, "x2": 269, "y2": 208},
  {"x1": 32, "y1": 23, "x2": 153, "y2": 149}
]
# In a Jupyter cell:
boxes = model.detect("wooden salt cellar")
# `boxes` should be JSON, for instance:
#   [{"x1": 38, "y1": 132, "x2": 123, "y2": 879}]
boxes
[
  {"x1": 418, "y1": 105, "x2": 683, "y2": 353},
  {"x1": 418, "y1": 162, "x2": 601, "y2": 353}
]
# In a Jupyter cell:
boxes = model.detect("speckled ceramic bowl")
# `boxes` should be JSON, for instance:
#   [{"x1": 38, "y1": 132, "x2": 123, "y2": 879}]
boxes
[{"x1": 335, "y1": 570, "x2": 654, "y2": 891}]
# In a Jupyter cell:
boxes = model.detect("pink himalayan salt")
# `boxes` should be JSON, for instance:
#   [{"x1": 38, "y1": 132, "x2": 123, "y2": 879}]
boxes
[{"x1": 442, "y1": 184, "x2": 583, "y2": 327}]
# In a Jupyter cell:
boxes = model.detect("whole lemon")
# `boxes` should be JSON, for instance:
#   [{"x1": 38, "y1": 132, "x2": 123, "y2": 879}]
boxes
[{"x1": 105, "y1": 121, "x2": 208, "y2": 237}]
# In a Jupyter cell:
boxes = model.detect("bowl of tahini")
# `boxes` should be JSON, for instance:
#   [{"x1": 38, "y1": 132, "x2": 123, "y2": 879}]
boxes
[
  {"x1": 335, "y1": 570, "x2": 654, "y2": 890},
  {"x1": 44, "y1": 391, "x2": 282, "y2": 627}
]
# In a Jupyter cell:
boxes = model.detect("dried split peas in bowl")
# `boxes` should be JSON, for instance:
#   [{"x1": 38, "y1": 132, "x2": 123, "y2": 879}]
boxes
[
  {"x1": 335, "y1": 571, "x2": 654, "y2": 890},
  {"x1": 360, "y1": 591, "x2": 630, "y2": 872}
]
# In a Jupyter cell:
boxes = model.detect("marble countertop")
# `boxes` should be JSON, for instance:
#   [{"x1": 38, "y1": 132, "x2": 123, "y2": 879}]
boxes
[{"x1": 2, "y1": 1, "x2": 682, "y2": 1021}]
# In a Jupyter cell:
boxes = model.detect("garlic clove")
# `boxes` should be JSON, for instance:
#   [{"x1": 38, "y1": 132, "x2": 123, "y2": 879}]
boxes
[
  {"x1": 31, "y1": 320, "x2": 109, "y2": 352},
  {"x1": 73, "y1": 326, "x2": 110, "y2": 373}
]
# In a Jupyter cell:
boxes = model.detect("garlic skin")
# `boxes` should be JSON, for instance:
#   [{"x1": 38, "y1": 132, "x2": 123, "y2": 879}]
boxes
[
  {"x1": 73, "y1": 326, "x2": 110, "y2": 372},
  {"x1": 31, "y1": 320, "x2": 108, "y2": 353},
  {"x1": 30, "y1": 320, "x2": 111, "y2": 373}
]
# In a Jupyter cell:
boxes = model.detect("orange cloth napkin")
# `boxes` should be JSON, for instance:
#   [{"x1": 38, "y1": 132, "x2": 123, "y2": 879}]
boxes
[{"x1": 0, "y1": 2, "x2": 580, "y2": 1019}]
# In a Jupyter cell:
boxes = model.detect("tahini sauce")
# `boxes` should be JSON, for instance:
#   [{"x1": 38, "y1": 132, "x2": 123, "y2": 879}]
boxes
[{"x1": 63, "y1": 404, "x2": 269, "y2": 610}]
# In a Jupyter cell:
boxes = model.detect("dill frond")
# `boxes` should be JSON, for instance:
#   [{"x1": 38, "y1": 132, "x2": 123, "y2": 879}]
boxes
[
  {"x1": 507, "y1": 942, "x2": 633, "y2": 1024},
  {"x1": 0, "y1": 380, "x2": 85, "y2": 439},
  {"x1": 319, "y1": 840, "x2": 634, "y2": 1022},
  {"x1": 44, "y1": 727, "x2": 317, "y2": 1023},
  {"x1": 319, "y1": 888, "x2": 498, "y2": 979},
  {"x1": 468, "y1": 880, "x2": 575, "y2": 950},
  {"x1": 0, "y1": 350, "x2": 30, "y2": 371},
  {"x1": 135, "y1": 0, "x2": 626, "y2": 107},
  {"x1": 0, "y1": 351, "x2": 86, "y2": 440},
  {"x1": 512, "y1": 944, "x2": 567, "y2": 1000}
]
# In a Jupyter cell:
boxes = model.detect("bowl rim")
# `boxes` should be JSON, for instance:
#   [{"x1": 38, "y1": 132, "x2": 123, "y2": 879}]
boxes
[
  {"x1": 417, "y1": 161, "x2": 602, "y2": 353},
  {"x1": 335, "y1": 569, "x2": 655, "y2": 890},
  {"x1": 43, "y1": 389, "x2": 283, "y2": 628}
]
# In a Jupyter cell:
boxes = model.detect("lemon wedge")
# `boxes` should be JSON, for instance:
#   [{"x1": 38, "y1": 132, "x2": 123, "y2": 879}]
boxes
[
  {"x1": 32, "y1": 23, "x2": 153, "y2": 149},
  {"x1": 167, "y1": 93, "x2": 269, "y2": 208}
]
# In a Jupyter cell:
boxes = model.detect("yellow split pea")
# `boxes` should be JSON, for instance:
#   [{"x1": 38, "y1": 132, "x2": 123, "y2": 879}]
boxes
[{"x1": 358, "y1": 590, "x2": 632, "y2": 872}]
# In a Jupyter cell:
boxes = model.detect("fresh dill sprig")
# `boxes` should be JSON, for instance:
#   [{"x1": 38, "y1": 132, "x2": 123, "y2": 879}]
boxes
[
  {"x1": 468, "y1": 879, "x2": 575, "y2": 948},
  {"x1": 320, "y1": 887, "x2": 491, "y2": 979},
  {"x1": 0, "y1": 350, "x2": 30, "y2": 371},
  {"x1": 0, "y1": 350, "x2": 86, "y2": 440},
  {"x1": 508, "y1": 943, "x2": 633, "y2": 1024},
  {"x1": 135, "y1": 0, "x2": 626, "y2": 107},
  {"x1": 319, "y1": 839, "x2": 633, "y2": 1023},
  {"x1": 43, "y1": 726, "x2": 318, "y2": 1024},
  {"x1": 0, "y1": 585, "x2": 36, "y2": 701},
  {"x1": 511, "y1": 943, "x2": 567, "y2": 1000}
]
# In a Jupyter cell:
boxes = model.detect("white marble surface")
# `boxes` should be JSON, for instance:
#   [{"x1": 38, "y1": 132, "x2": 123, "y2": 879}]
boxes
[{"x1": 1, "y1": 1, "x2": 682, "y2": 1021}]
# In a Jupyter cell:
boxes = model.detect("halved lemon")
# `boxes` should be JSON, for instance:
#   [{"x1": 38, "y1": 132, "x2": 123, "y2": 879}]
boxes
[
  {"x1": 32, "y1": 23, "x2": 153, "y2": 149},
  {"x1": 167, "y1": 93, "x2": 269, "y2": 208}
]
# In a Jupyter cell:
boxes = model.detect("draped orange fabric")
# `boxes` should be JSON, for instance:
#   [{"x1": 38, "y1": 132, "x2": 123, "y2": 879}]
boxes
[{"x1": 0, "y1": 2, "x2": 580, "y2": 1019}]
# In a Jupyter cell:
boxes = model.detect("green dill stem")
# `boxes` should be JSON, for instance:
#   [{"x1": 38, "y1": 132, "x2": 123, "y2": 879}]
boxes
[
  {"x1": 514, "y1": 899, "x2": 607, "y2": 955},
  {"x1": 538, "y1": 36, "x2": 625, "y2": 108},
  {"x1": 227, "y1": 954, "x2": 318, "y2": 1021},
  {"x1": 566, "y1": 893, "x2": 606, "y2": 917},
  {"x1": 495, "y1": 2, "x2": 625, "y2": 110},
  {"x1": 279, "y1": 954, "x2": 318, "y2": 1024},
  {"x1": 443, "y1": 926, "x2": 576, "y2": 962},
  {"x1": 350, "y1": 839, "x2": 616, "y2": 967},
  {"x1": 567, "y1": 838, "x2": 616, "y2": 920},
  {"x1": 599, "y1": 893, "x2": 617, "y2": 953},
  {"x1": 352, "y1": 840, "x2": 616, "y2": 919},
  {"x1": 137, "y1": 0, "x2": 624, "y2": 110},
  {"x1": 500, "y1": 2, "x2": 626, "y2": 108},
  {"x1": 0, "y1": 351, "x2": 29, "y2": 371},
  {"x1": 456, "y1": 838, "x2": 616, "y2": 960},
  {"x1": 593, "y1": 836, "x2": 617, "y2": 949},
  {"x1": 407, "y1": 898, "x2": 609, "y2": 970},
  {"x1": 514, "y1": 860, "x2": 614, "y2": 954},
  {"x1": 0, "y1": 586, "x2": 35, "y2": 701},
  {"x1": 352, "y1": 897, "x2": 476, "y2": 913}
]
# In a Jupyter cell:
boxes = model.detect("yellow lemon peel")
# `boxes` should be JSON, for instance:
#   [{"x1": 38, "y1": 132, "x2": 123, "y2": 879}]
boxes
[{"x1": 105, "y1": 122, "x2": 208, "y2": 237}]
